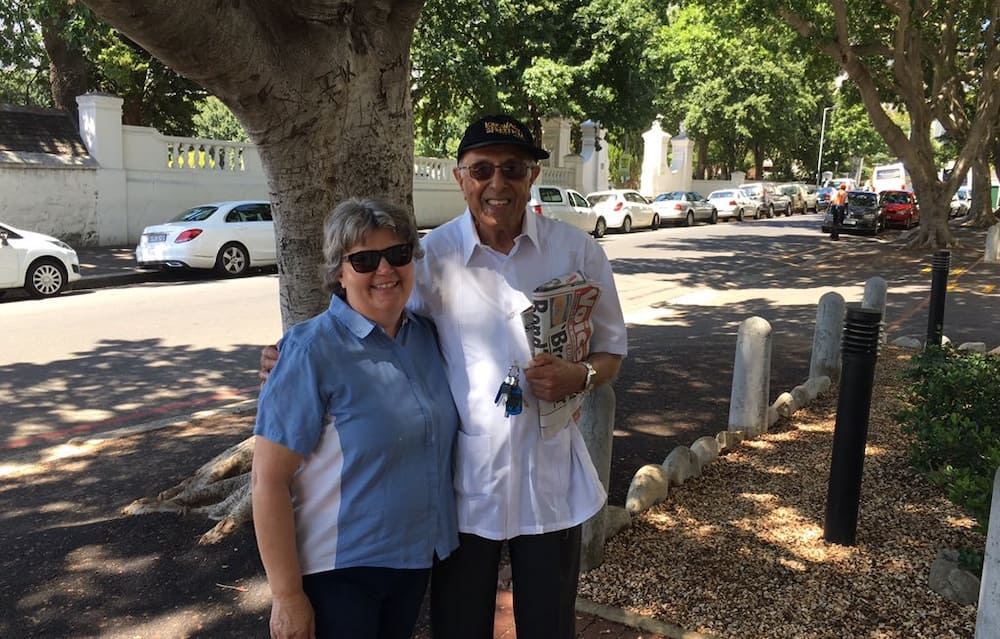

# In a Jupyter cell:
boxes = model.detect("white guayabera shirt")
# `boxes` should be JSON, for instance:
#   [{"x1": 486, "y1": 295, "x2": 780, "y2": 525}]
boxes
[{"x1": 409, "y1": 209, "x2": 628, "y2": 540}]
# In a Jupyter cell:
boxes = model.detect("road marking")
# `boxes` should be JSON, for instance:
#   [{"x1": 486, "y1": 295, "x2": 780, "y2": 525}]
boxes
[{"x1": 0, "y1": 386, "x2": 259, "y2": 450}]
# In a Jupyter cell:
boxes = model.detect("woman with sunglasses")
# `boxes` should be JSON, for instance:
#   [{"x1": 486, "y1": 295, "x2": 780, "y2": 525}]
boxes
[{"x1": 251, "y1": 198, "x2": 459, "y2": 639}]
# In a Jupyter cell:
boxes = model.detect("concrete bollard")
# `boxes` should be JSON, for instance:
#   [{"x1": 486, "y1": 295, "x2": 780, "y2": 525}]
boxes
[
  {"x1": 862, "y1": 276, "x2": 888, "y2": 343},
  {"x1": 975, "y1": 468, "x2": 1000, "y2": 638},
  {"x1": 728, "y1": 316, "x2": 772, "y2": 437},
  {"x1": 810, "y1": 292, "x2": 846, "y2": 384},
  {"x1": 578, "y1": 384, "x2": 615, "y2": 572},
  {"x1": 986, "y1": 224, "x2": 1000, "y2": 264}
]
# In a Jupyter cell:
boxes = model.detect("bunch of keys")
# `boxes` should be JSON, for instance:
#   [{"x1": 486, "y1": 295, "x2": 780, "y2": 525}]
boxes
[{"x1": 494, "y1": 364, "x2": 523, "y2": 417}]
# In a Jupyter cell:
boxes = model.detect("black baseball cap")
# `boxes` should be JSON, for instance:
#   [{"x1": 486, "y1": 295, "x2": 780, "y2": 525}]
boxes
[{"x1": 456, "y1": 115, "x2": 550, "y2": 161}]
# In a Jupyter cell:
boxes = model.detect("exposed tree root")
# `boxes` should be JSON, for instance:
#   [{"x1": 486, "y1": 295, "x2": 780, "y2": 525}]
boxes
[{"x1": 122, "y1": 435, "x2": 255, "y2": 544}]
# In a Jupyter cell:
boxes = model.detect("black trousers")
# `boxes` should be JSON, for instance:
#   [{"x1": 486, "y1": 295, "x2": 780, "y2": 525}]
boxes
[
  {"x1": 830, "y1": 204, "x2": 845, "y2": 239},
  {"x1": 302, "y1": 566, "x2": 430, "y2": 639},
  {"x1": 430, "y1": 526, "x2": 582, "y2": 639}
]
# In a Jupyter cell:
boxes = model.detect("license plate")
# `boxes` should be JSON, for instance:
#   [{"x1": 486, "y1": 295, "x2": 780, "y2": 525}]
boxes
[
  {"x1": 843, "y1": 219, "x2": 856, "y2": 226},
  {"x1": 144, "y1": 233, "x2": 167, "y2": 243}
]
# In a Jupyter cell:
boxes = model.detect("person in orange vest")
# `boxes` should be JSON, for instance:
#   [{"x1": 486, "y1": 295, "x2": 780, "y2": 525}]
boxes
[{"x1": 830, "y1": 183, "x2": 848, "y2": 240}]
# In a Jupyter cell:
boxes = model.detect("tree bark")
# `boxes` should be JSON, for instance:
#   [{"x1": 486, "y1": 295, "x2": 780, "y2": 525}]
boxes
[
  {"x1": 39, "y1": 2, "x2": 93, "y2": 119},
  {"x1": 970, "y1": 157, "x2": 998, "y2": 227},
  {"x1": 79, "y1": 0, "x2": 426, "y2": 541}
]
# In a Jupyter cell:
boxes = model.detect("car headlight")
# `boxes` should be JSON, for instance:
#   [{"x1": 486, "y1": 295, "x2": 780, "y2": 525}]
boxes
[{"x1": 48, "y1": 239, "x2": 73, "y2": 251}]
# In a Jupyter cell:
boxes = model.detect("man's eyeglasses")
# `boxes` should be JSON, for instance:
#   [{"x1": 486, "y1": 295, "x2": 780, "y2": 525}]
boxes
[
  {"x1": 343, "y1": 243, "x2": 413, "y2": 273},
  {"x1": 457, "y1": 161, "x2": 534, "y2": 181}
]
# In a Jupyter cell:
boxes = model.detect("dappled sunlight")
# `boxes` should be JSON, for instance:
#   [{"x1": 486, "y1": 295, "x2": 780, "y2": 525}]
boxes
[{"x1": 52, "y1": 407, "x2": 116, "y2": 423}]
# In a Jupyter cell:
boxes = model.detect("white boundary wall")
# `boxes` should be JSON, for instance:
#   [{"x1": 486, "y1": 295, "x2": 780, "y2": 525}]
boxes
[{"x1": 0, "y1": 93, "x2": 592, "y2": 246}]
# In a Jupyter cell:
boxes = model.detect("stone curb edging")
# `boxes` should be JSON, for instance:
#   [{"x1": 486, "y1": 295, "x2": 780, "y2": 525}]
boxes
[{"x1": 575, "y1": 597, "x2": 719, "y2": 639}]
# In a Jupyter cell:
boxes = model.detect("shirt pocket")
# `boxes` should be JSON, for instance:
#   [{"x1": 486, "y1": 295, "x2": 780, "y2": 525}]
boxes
[
  {"x1": 453, "y1": 431, "x2": 493, "y2": 499},
  {"x1": 530, "y1": 428, "x2": 572, "y2": 514}
]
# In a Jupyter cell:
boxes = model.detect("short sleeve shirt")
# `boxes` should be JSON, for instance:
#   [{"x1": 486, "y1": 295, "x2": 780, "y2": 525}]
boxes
[
  {"x1": 254, "y1": 295, "x2": 460, "y2": 574},
  {"x1": 409, "y1": 210, "x2": 628, "y2": 540}
]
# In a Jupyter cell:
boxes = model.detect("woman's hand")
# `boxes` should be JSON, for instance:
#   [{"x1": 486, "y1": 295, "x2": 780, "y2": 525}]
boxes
[{"x1": 269, "y1": 590, "x2": 315, "y2": 639}]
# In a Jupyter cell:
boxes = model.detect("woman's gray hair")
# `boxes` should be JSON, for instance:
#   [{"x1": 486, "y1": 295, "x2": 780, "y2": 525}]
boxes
[{"x1": 320, "y1": 197, "x2": 423, "y2": 296}]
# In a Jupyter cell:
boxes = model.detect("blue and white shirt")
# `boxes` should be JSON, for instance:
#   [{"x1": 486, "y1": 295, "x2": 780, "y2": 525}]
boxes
[{"x1": 254, "y1": 295, "x2": 459, "y2": 575}]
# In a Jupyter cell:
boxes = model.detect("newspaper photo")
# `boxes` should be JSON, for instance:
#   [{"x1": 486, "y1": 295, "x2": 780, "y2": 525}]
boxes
[{"x1": 521, "y1": 271, "x2": 601, "y2": 439}]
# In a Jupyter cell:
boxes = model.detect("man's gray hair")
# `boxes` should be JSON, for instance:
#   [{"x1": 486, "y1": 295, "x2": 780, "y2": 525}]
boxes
[{"x1": 321, "y1": 197, "x2": 423, "y2": 296}]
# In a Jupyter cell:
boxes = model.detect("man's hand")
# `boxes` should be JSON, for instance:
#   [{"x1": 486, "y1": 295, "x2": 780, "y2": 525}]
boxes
[
  {"x1": 523, "y1": 353, "x2": 588, "y2": 402},
  {"x1": 259, "y1": 344, "x2": 280, "y2": 385}
]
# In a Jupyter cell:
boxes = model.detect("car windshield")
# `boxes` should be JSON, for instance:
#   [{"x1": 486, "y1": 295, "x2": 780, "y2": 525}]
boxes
[
  {"x1": 780, "y1": 185, "x2": 798, "y2": 195},
  {"x1": 881, "y1": 192, "x2": 910, "y2": 204},
  {"x1": 587, "y1": 193, "x2": 617, "y2": 205},
  {"x1": 849, "y1": 192, "x2": 878, "y2": 207},
  {"x1": 710, "y1": 191, "x2": 733, "y2": 199},
  {"x1": 171, "y1": 206, "x2": 218, "y2": 222},
  {"x1": 741, "y1": 185, "x2": 761, "y2": 196}
]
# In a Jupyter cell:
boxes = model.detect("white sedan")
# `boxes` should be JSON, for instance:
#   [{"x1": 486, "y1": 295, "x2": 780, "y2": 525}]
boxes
[
  {"x1": 707, "y1": 189, "x2": 759, "y2": 221},
  {"x1": 585, "y1": 189, "x2": 658, "y2": 233},
  {"x1": 0, "y1": 222, "x2": 81, "y2": 298},
  {"x1": 136, "y1": 200, "x2": 276, "y2": 276}
]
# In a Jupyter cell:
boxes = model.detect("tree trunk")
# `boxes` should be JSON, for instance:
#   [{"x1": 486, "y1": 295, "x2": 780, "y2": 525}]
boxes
[
  {"x1": 39, "y1": 3, "x2": 93, "y2": 119},
  {"x1": 970, "y1": 158, "x2": 997, "y2": 227},
  {"x1": 79, "y1": 0, "x2": 426, "y2": 541}
]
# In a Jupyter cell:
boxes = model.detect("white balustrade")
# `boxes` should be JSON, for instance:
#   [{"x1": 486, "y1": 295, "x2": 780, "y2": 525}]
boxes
[{"x1": 164, "y1": 136, "x2": 248, "y2": 171}]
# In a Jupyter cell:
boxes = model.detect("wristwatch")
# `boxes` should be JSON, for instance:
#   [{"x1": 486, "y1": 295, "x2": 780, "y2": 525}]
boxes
[{"x1": 581, "y1": 360, "x2": 597, "y2": 392}]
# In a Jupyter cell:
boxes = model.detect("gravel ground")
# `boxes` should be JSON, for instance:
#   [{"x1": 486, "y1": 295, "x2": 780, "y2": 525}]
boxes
[{"x1": 578, "y1": 345, "x2": 984, "y2": 638}]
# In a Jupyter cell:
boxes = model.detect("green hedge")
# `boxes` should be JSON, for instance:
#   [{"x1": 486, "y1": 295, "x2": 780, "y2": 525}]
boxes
[{"x1": 896, "y1": 346, "x2": 1000, "y2": 538}]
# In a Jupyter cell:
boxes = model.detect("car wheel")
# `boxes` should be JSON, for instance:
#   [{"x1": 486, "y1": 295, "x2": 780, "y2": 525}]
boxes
[
  {"x1": 736, "y1": 208, "x2": 744, "y2": 222},
  {"x1": 24, "y1": 258, "x2": 68, "y2": 298},
  {"x1": 651, "y1": 213, "x2": 660, "y2": 229},
  {"x1": 593, "y1": 217, "x2": 607, "y2": 238},
  {"x1": 685, "y1": 211, "x2": 694, "y2": 227},
  {"x1": 621, "y1": 216, "x2": 632, "y2": 234},
  {"x1": 215, "y1": 242, "x2": 251, "y2": 276},
  {"x1": 710, "y1": 209, "x2": 718, "y2": 224}
]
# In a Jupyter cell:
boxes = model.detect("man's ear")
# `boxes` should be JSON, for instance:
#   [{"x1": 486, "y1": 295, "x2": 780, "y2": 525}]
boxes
[{"x1": 528, "y1": 164, "x2": 542, "y2": 184}]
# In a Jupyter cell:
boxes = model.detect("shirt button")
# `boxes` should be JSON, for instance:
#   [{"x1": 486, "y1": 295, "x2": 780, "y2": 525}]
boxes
[{"x1": 507, "y1": 311, "x2": 516, "y2": 320}]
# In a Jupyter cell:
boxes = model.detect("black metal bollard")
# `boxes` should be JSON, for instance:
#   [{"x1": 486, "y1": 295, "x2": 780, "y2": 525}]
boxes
[
  {"x1": 925, "y1": 250, "x2": 951, "y2": 347},
  {"x1": 824, "y1": 306, "x2": 883, "y2": 546}
]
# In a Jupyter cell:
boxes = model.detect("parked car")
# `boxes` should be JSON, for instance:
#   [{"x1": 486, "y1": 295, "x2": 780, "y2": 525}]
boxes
[
  {"x1": 950, "y1": 187, "x2": 971, "y2": 218},
  {"x1": 820, "y1": 190, "x2": 885, "y2": 235},
  {"x1": 136, "y1": 200, "x2": 276, "y2": 276},
  {"x1": 738, "y1": 182, "x2": 777, "y2": 218},
  {"x1": 651, "y1": 191, "x2": 717, "y2": 226},
  {"x1": 585, "y1": 189, "x2": 658, "y2": 233},
  {"x1": 529, "y1": 184, "x2": 606, "y2": 237},
  {"x1": 778, "y1": 183, "x2": 808, "y2": 215},
  {"x1": 706, "y1": 189, "x2": 757, "y2": 221},
  {"x1": 815, "y1": 186, "x2": 835, "y2": 212},
  {"x1": 879, "y1": 190, "x2": 919, "y2": 229},
  {"x1": 802, "y1": 184, "x2": 820, "y2": 212},
  {"x1": 0, "y1": 222, "x2": 81, "y2": 298},
  {"x1": 825, "y1": 177, "x2": 858, "y2": 191}
]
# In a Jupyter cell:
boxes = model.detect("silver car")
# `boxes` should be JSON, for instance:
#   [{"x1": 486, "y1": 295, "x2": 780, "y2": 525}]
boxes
[
  {"x1": 651, "y1": 191, "x2": 717, "y2": 226},
  {"x1": 707, "y1": 189, "x2": 757, "y2": 222}
]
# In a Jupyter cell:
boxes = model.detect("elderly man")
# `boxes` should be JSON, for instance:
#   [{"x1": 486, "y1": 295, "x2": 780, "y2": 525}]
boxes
[{"x1": 262, "y1": 114, "x2": 627, "y2": 638}]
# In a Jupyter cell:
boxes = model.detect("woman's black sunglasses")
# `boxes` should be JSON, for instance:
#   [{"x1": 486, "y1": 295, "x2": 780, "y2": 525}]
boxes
[{"x1": 343, "y1": 243, "x2": 413, "y2": 273}]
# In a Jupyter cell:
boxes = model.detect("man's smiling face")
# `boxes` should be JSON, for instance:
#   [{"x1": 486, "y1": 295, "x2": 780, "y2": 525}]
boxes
[{"x1": 453, "y1": 144, "x2": 541, "y2": 242}]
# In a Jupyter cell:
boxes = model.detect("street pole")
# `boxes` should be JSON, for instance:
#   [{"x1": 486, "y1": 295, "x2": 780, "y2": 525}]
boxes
[{"x1": 816, "y1": 106, "x2": 835, "y2": 185}]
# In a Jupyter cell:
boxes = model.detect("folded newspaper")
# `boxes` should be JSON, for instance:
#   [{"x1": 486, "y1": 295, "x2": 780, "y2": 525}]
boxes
[{"x1": 521, "y1": 271, "x2": 601, "y2": 439}]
